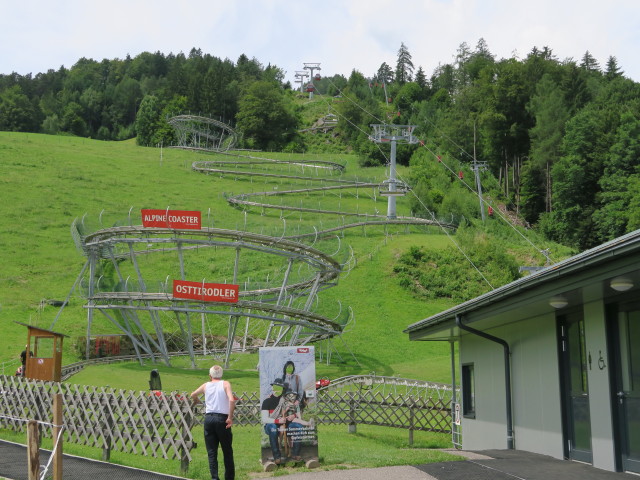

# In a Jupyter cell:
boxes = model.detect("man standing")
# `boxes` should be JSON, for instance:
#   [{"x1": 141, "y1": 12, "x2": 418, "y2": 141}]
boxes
[
  {"x1": 19, "y1": 345, "x2": 32, "y2": 377},
  {"x1": 191, "y1": 365, "x2": 236, "y2": 480}
]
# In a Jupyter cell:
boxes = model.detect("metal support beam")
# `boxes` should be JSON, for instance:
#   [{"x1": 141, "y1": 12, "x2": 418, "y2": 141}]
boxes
[
  {"x1": 85, "y1": 250, "x2": 97, "y2": 361},
  {"x1": 224, "y1": 315, "x2": 240, "y2": 368},
  {"x1": 50, "y1": 259, "x2": 89, "y2": 330}
]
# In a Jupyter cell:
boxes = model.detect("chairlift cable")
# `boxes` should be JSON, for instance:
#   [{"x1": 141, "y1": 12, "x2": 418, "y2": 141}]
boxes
[{"x1": 323, "y1": 75, "x2": 554, "y2": 269}]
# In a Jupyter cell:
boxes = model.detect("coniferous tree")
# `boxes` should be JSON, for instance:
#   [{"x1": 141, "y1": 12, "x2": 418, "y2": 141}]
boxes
[
  {"x1": 593, "y1": 109, "x2": 640, "y2": 240},
  {"x1": 580, "y1": 51, "x2": 600, "y2": 72},
  {"x1": 376, "y1": 62, "x2": 394, "y2": 85},
  {"x1": 395, "y1": 42, "x2": 414, "y2": 85},
  {"x1": 414, "y1": 66, "x2": 427, "y2": 89},
  {"x1": 522, "y1": 73, "x2": 569, "y2": 222},
  {"x1": 605, "y1": 56, "x2": 623, "y2": 80},
  {"x1": 454, "y1": 42, "x2": 472, "y2": 87}
]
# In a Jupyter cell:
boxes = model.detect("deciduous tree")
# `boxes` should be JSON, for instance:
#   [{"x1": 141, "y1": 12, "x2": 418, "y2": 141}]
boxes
[{"x1": 235, "y1": 81, "x2": 297, "y2": 150}]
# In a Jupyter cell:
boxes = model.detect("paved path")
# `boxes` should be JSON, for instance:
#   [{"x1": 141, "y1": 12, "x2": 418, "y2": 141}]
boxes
[
  {"x1": 0, "y1": 440, "x2": 188, "y2": 480},
  {"x1": 273, "y1": 449, "x2": 637, "y2": 480},
  {"x1": 275, "y1": 465, "x2": 438, "y2": 480},
  {"x1": 2, "y1": 440, "x2": 638, "y2": 480}
]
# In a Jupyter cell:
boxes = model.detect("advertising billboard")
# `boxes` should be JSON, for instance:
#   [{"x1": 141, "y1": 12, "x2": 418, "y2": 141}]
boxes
[{"x1": 259, "y1": 346, "x2": 319, "y2": 469}]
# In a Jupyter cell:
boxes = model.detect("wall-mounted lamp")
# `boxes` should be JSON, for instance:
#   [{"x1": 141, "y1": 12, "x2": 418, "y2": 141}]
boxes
[
  {"x1": 549, "y1": 295, "x2": 568, "y2": 309},
  {"x1": 610, "y1": 276, "x2": 633, "y2": 292}
]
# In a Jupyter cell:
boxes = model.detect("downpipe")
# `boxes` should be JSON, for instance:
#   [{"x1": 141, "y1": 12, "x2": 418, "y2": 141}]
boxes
[{"x1": 455, "y1": 314, "x2": 514, "y2": 449}]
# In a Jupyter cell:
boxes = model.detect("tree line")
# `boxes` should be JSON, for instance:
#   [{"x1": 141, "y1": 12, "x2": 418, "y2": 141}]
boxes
[
  {"x1": 332, "y1": 40, "x2": 640, "y2": 250},
  {"x1": 0, "y1": 48, "x2": 293, "y2": 148},
  {"x1": 1, "y1": 42, "x2": 638, "y2": 250}
]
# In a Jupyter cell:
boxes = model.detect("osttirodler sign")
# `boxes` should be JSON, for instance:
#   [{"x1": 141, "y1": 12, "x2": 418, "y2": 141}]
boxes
[
  {"x1": 259, "y1": 346, "x2": 319, "y2": 470},
  {"x1": 172, "y1": 280, "x2": 239, "y2": 303}
]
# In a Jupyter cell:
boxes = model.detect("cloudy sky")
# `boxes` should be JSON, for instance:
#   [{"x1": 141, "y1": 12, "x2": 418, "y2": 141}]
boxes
[{"x1": 2, "y1": 0, "x2": 639, "y2": 84}]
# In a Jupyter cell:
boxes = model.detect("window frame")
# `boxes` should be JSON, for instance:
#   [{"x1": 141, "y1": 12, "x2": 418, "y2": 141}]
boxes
[{"x1": 462, "y1": 363, "x2": 476, "y2": 418}]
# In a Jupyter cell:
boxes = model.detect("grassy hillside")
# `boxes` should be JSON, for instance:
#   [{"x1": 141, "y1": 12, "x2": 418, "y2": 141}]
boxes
[
  {"x1": 1, "y1": 131, "x2": 575, "y2": 478},
  {"x1": 0, "y1": 130, "x2": 569, "y2": 390},
  {"x1": 0, "y1": 131, "x2": 458, "y2": 384}
]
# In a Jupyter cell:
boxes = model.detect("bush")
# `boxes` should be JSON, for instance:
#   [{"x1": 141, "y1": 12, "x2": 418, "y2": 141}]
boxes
[{"x1": 393, "y1": 233, "x2": 521, "y2": 302}]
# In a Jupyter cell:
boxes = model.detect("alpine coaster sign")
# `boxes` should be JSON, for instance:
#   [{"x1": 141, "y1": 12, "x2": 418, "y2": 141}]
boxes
[{"x1": 141, "y1": 209, "x2": 201, "y2": 229}]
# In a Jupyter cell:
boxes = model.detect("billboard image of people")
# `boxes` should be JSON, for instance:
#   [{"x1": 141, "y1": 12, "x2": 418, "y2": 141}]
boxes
[{"x1": 259, "y1": 346, "x2": 319, "y2": 469}]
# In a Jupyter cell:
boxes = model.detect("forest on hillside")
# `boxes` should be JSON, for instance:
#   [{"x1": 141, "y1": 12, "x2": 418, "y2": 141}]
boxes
[{"x1": 1, "y1": 40, "x2": 639, "y2": 250}]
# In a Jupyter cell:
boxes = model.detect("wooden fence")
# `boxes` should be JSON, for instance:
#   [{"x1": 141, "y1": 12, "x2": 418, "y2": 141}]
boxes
[
  {"x1": 0, "y1": 374, "x2": 453, "y2": 472},
  {"x1": 0, "y1": 375, "x2": 197, "y2": 471}
]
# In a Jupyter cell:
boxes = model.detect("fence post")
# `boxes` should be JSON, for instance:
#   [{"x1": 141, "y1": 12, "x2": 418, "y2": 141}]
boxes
[
  {"x1": 53, "y1": 393, "x2": 63, "y2": 480},
  {"x1": 27, "y1": 419, "x2": 39, "y2": 480},
  {"x1": 348, "y1": 392, "x2": 356, "y2": 434},
  {"x1": 408, "y1": 404, "x2": 414, "y2": 446}
]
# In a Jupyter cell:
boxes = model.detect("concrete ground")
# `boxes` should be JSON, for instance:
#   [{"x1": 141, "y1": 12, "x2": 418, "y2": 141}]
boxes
[{"x1": 280, "y1": 449, "x2": 638, "y2": 480}]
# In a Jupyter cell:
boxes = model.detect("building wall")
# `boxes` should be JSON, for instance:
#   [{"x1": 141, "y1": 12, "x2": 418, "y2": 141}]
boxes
[
  {"x1": 460, "y1": 312, "x2": 564, "y2": 457},
  {"x1": 459, "y1": 330, "x2": 508, "y2": 450}
]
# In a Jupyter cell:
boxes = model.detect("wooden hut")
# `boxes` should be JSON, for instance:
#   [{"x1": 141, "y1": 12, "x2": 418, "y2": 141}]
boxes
[{"x1": 15, "y1": 322, "x2": 67, "y2": 382}]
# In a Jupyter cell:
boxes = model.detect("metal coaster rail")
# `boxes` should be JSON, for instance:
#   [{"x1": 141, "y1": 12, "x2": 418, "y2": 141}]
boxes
[
  {"x1": 68, "y1": 221, "x2": 349, "y2": 368},
  {"x1": 192, "y1": 160, "x2": 455, "y2": 230}
]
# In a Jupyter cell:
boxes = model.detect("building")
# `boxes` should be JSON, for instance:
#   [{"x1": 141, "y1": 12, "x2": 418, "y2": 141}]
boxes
[{"x1": 404, "y1": 229, "x2": 640, "y2": 474}]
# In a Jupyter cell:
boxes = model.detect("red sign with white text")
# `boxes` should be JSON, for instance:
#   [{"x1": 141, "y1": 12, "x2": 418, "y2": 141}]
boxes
[
  {"x1": 141, "y1": 209, "x2": 201, "y2": 230},
  {"x1": 172, "y1": 280, "x2": 239, "y2": 303}
]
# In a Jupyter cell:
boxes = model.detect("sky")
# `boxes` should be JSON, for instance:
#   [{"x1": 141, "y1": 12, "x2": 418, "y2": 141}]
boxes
[{"x1": 1, "y1": 0, "x2": 639, "y2": 84}]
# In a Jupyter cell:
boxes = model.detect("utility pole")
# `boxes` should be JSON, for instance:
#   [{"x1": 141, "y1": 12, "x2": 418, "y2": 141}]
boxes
[
  {"x1": 303, "y1": 63, "x2": 321, "y2": 99},
  {"x1": 472, "y1": 121, "x2": 488, "y2": 221},
  {"x1": 370, "y1": 124, "x2": 418, "y2": 219}
]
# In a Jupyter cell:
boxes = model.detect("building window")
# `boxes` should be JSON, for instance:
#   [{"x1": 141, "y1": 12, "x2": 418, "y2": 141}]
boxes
[{"x1": 462, "y1": 363, "x2": 475, "y2": 418}]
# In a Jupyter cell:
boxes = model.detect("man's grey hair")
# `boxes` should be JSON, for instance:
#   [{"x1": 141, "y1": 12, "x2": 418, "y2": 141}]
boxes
[{"x1": 209, "y1": 365, "x2": 223, "y2": 379}]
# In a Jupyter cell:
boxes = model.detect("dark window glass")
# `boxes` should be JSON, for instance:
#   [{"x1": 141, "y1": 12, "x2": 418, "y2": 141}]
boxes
[{"x1": 462, "y1": 363, "x2": 475, "y2": 418}]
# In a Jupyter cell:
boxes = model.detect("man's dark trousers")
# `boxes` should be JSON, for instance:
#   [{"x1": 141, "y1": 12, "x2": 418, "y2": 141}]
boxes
[{"x1": 204, "y1": 413, "x2": 234, "y2": 480}]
